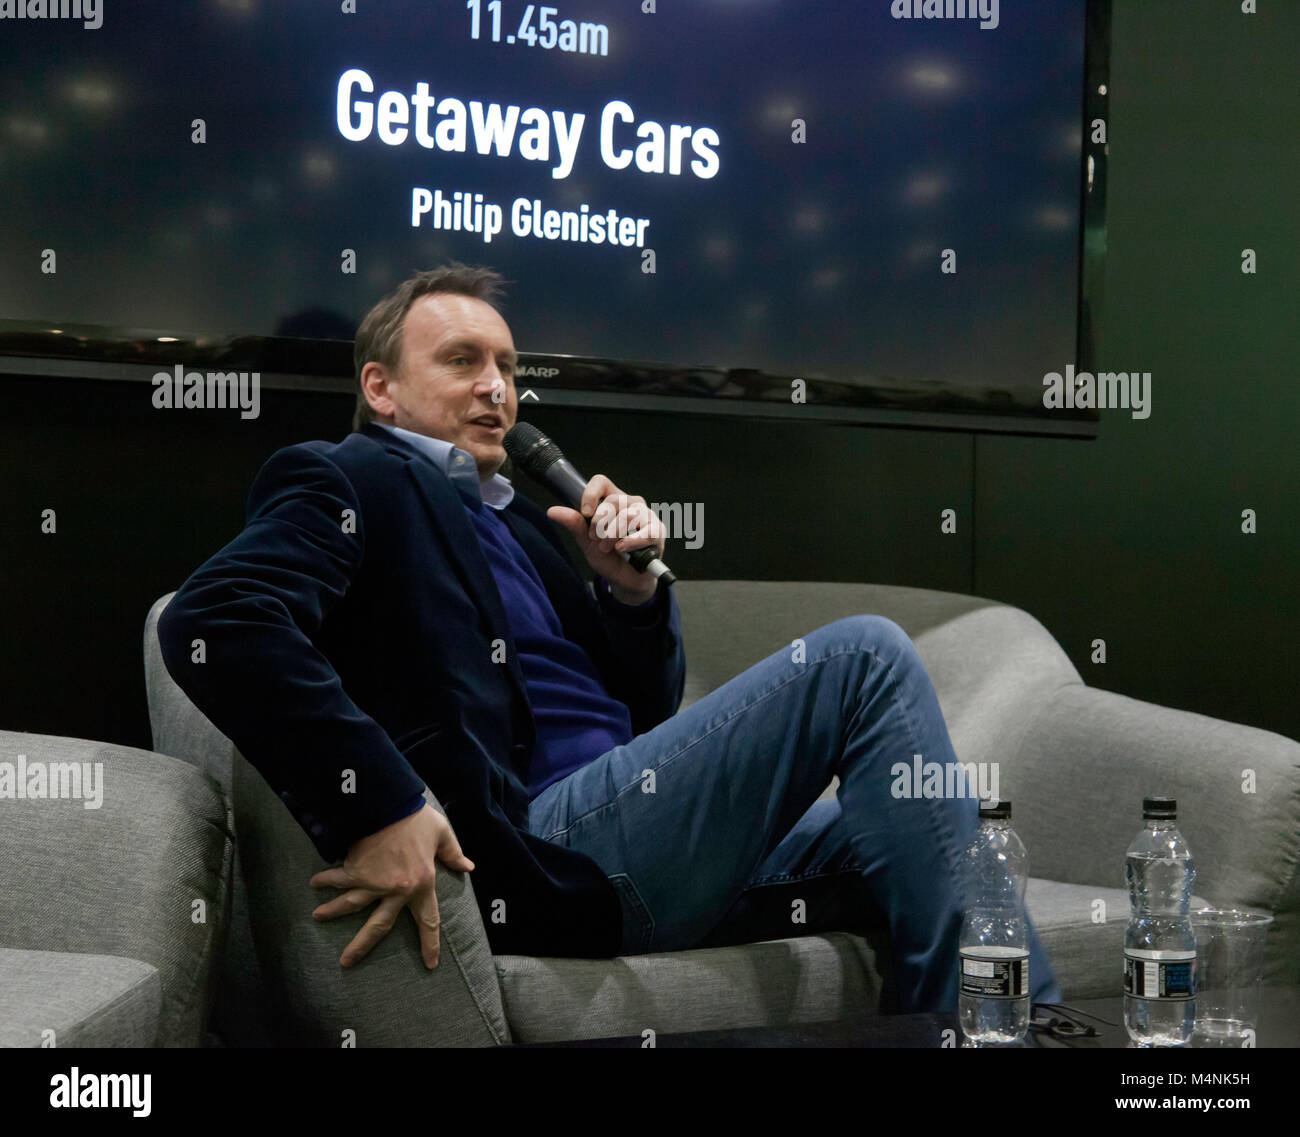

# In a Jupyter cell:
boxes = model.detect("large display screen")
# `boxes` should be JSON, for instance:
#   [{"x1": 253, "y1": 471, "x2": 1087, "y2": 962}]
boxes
[{"x1": 0, "y1": 0, "x2": 1097, "y2": 420}]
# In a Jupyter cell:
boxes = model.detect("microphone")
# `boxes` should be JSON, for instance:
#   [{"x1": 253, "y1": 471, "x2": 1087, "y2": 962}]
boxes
[{"x1": 504, "y1": 421, "x2": 677, "y2": 587}]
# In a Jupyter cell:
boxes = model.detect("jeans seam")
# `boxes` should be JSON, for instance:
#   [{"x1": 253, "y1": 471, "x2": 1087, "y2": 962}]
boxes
[{"x1": 610, "y1": 872, "x2": 655, "y2": 953}]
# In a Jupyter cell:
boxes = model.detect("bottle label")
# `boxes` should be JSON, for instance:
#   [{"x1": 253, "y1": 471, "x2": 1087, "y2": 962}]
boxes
[
  {"x1": 1123, "y1": 949, "x2": 1196, "y2": 1000},
  {"x1": 959, "y1": 950, "x2": 1029, "y2": 999}
]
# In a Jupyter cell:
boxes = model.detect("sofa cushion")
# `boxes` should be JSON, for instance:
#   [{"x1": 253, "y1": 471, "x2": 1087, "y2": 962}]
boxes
[
  {"x1": 495, "y1": 931, "x2": 885, "y2": 1043},
  {"x1": 497, "y1": 880, "x2": 1213, "y2": 1042},
  {"x1": 0, "y1": 948, "x2": 160, "y2": 1047}
]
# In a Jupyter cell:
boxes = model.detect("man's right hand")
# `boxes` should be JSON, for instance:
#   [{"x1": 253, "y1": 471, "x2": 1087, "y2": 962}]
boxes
[{"x1": 309, "y1": 803, "x2": 475, "y2": 969}]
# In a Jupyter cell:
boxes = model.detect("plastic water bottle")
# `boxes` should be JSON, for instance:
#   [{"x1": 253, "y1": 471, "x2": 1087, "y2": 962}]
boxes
[
  {"x1": 1124, "y1": 796, "x2": 1196, "y2": 1046},
  {"x1": 959, "y1": 799, "x2": 1030, "y2": 1045}
]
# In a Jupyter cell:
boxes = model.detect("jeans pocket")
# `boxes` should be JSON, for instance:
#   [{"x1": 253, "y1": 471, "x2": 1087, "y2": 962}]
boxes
[{"x1": 608, "y1": 872, "x2": 655, "y2": 955}]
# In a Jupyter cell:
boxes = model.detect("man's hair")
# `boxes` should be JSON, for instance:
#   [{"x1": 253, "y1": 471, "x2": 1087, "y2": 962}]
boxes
[{"x1": 351, "y1": 262, "x2": 508, "y2": 432}]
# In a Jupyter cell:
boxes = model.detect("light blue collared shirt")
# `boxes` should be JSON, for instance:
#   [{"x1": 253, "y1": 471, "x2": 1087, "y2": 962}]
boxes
[{"x1": 375, "y1": 422, "x2": 515, "y2": 510}]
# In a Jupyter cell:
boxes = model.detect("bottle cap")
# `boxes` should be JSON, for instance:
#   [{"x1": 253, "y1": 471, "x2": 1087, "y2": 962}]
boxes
[
  {"x1": 978, "y1": 799, "x2": 1011, "y2": 820},
  {"x1": 1142, "y1": 796, "x2": 1177, "y2": 820}
]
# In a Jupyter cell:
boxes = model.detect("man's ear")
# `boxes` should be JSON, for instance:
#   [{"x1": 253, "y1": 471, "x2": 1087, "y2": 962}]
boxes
[{"x1": 360, "y1": 361, "x2": 397, "y2": 419}]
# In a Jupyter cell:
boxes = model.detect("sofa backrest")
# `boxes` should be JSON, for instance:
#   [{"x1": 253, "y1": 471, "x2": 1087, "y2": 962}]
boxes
[
  {"x1": 671, "y1": 579, "x2": 1081, "y2": 772},
  {"x1": 145, "y1": 593, "x2": 234, "y2": 800}
]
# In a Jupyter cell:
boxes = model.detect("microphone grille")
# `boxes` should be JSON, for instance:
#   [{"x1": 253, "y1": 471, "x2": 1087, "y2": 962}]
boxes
[{"x1": 504, "y1": 421, "x2": 562, "y2": 473}]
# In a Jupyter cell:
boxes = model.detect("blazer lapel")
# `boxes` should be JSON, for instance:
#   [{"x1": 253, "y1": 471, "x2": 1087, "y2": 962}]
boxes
[{"x1": 359, "y1": 424, "x2": 530, "y2": 705}]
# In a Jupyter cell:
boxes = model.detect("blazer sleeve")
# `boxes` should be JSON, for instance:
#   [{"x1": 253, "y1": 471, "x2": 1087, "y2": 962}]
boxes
[
  {"x1": 593, "y1": 575, "x2": 687, "y2": 735},
  {"x1": 157, "y1": 443, "x2": 428, "y2": 862}
]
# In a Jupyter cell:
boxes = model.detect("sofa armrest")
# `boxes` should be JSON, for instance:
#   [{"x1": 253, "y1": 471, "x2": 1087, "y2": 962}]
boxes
[
  {"x1": 231, "y1": 749, "x2": 511, "y2": 1046},
  {"x1": 1004, "y1": 686, "x2": 1300, "y2": 983},
  {"x1": 0, "y1": 731, "x2": 234, "y2": 1046}
]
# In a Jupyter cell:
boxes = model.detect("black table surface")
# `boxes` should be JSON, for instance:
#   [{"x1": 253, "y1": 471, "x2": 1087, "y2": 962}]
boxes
[{"x1": 515, "y1": 987, "x2": 1300, "y2": 1048}]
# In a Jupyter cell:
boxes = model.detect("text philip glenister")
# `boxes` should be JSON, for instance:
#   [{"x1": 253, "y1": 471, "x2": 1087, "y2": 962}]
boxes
[{"x1": 412, "y1": 188, "x2": 649, "y2": 247}]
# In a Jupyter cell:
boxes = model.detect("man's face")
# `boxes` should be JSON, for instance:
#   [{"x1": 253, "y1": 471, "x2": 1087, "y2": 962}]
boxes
[{"x1": 370, "y1": 293, "x2": 519, "y2": 479}]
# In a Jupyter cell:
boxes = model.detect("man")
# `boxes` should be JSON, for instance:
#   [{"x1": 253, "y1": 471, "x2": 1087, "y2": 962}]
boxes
[{"x1": 160, "y1": 263, "x2": 1061, "y2": 1012}]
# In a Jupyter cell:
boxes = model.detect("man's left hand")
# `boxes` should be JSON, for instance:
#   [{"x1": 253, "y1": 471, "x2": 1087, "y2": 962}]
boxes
[{"x1": 547, "y1": 475, "x2": 665, "y2": 605}]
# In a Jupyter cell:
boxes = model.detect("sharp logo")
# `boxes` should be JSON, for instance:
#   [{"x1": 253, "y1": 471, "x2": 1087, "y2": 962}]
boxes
[{"x1": 517, "y1": 366, "x2": 560, "y2": 379}]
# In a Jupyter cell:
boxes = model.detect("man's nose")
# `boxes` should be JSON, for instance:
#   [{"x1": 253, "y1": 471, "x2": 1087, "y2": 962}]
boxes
[{"x1": 477, "y1": 370, "x2": 512, "y2": 405}]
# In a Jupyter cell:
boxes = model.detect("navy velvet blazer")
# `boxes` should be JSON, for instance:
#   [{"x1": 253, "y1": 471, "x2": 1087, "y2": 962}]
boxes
[{"x1": 158, "y1": 422, "x2": 686, "y2": 958}]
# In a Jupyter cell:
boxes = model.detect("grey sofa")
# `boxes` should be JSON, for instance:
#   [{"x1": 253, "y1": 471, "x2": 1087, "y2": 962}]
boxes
[
  {"x1": 0, "y1": 730, "x2": 233, "y2": 1047},
  {"x1": 143, "y1": 581, "x2": 1300, "y2": 1046}
]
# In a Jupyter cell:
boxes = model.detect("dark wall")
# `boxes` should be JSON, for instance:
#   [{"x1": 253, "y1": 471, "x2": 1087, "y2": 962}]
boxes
[
  {"x1": 2, "y1": 0, "x2": 1296, "y2": 752},
  {"x1": 976, "y1": 0, "x2": 1299, "y2": 741}
]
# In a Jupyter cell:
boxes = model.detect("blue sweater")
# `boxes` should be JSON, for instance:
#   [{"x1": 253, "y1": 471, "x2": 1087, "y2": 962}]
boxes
[{"x1": 464, "y1": 496, "x2": 636, "y2": 797}]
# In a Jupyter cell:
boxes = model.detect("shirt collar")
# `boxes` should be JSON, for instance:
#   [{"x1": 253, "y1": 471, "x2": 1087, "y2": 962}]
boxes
[{"x1": 375, "y1": 423, "x2": 515, "y2": 510}]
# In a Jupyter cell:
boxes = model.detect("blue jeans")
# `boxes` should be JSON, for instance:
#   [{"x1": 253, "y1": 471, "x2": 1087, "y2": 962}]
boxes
[{"x1": 527, "y1": 615, "x2": 1063, "y2": 1013}]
